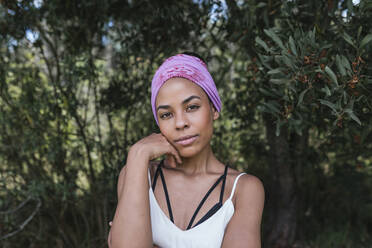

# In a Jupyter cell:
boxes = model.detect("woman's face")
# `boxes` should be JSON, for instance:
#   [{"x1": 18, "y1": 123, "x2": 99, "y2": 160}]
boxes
[{"x1": 155, "y1": 77, "x2": 219, "y2": 158}]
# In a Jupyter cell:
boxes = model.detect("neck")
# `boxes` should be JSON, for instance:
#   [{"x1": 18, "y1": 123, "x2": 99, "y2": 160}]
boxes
[{"x1": 175, "y1": 144, "x2": 218, "y2": 176}]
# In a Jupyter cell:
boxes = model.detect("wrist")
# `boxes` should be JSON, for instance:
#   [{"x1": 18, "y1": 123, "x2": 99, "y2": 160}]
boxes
[{"x1": 127, "y1": 146, "x2": 150, "y2": 167}]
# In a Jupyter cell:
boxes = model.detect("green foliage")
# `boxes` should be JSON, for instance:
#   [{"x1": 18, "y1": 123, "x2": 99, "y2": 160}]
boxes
[
  {"x1": 255, "y1": 26, "x2": 371, "y2": 135},
  {"x1": 0, "y1": 0, "x2": 371, "y2": 247}
]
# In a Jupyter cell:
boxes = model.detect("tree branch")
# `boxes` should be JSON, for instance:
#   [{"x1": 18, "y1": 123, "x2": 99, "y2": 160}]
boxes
[{"x1": 0, "y1": 198, "x2": 41, "y2": 241}]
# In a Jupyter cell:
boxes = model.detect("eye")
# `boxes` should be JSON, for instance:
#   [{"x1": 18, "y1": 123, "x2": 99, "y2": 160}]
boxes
[
  {"x1": 186, "y1": 104, "x2": 200, "y2": 111},
  {"x1": 160, "y1": 112, "x2": 172, "y2": 119}
]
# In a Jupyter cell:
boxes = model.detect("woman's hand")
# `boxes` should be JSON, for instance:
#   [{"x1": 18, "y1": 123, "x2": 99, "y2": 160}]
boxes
[{"x1": 129, "y1": 133, "x2": 182, "y2": 167}]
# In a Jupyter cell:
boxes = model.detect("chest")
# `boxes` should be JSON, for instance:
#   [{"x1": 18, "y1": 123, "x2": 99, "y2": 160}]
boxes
[
  {"x1": 149, "y1": 188, "x2": 235, "y2": 248},
  {"x1": 152, "y1": 174, "x2": 234, "y2": 231}
]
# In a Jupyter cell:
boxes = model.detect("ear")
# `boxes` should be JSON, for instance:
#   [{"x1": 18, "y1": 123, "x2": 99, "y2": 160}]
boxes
[{"x1": 212, "y1": 106, "x2": 219, "y2": 120}]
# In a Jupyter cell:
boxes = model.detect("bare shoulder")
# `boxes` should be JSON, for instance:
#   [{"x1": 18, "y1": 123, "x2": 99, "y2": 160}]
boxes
[
  {"x1": 221, "y1": 171, "x2": 264, "y2": 247},
  {"x1": 234, "y1": 173, "x2": 265, "y2": 208},
  {"x1": 237, "y1": 174, "x2": 264, "y2": 193}
]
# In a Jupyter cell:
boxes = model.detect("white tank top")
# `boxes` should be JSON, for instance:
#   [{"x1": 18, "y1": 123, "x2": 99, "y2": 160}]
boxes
[{"x1": 148, "y1": 169, "x2": 246, "y2": 248}]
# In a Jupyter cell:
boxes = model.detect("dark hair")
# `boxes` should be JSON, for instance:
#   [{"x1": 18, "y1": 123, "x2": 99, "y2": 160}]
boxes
[{"x1": 181, "y1": 51, "x2": 207, "y2": 65}]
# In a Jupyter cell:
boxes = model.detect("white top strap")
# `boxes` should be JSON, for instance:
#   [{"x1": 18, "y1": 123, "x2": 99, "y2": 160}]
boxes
[
  {"x1": 147, "y1": 168, "x2": 152, "y2": 186},
  {"x1": 228, "y1": 172, "x2": 246, "y2": 200}
]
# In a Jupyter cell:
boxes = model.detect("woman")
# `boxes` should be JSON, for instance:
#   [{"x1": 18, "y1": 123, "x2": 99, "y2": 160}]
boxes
[{"x1": 108, "y1": 53, "x2": 264, "y2": 248}]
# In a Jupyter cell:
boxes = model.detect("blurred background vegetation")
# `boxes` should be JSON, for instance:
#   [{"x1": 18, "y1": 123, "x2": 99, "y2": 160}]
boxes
[{"x1": 0, "y1": 0, "x2": 371, "y2": 247}]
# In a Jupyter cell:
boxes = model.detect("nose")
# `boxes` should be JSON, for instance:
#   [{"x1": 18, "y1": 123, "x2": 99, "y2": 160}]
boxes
[{"x1": 175, "y1": 112, "x2": 189, "y2": 130}]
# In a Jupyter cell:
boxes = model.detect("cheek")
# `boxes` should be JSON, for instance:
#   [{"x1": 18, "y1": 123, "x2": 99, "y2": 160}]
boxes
[
  {"x1": 192, "y1": 109, "x2": 214, "y2": 132},
  {"x1": 159, "y1": 123, "x2": 171, "y2": 137}
]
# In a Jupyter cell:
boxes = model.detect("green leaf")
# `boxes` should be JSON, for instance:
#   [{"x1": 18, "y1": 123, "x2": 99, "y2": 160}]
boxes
[
  {"x1": 336, "y1": 55, "x2": 346, "y2": 76},
  {"x1": 357, "y1": 26, "x2": 363, "y2": 40},
  {"x1": 288, "y1": 84, "x2": 296, "y2": 93},
  {"x1": 346, "y1": 97, "x2": 355, "y2": 109},
  {"x1": 343, "y1": 32, "x2": 357, "y2": 49},
  {"x1": 325, "y1": 66, "x2": 338, "y2": 86},
  {"x1": 264, "y1": 29, "x2": 285, "y2": 50},
  {"x1": 267, "y1": 68, "x2": 283, "y2": 75},
  {"x1": 309, "y1": 28, "x2": 316, "y2": 44},
  {"x1": 259, "y1": 87, "x2": 275, "y2": 97},
  {"x1": 319, "y1": 99, "x2": 338, "y2": 113},
  {"x1": 297, "y1": 88, "x2": 309, "y2": 107},
  {"x1": 341, "y1": 55, "x2": 352, "y2": 73},
  {"x1": 289, "y1": 36, "x2": 297, "y2": 56},
  {"x1": 336, "y1": 98, "x2": 342, "y2": 110},
  {"x1": 275, "y1": 119, "x2": 281, "y2": 136},
  {"x1": 269, "y1": 78, "x2": 291, "y2": 85},
  {"x1": 360, "y1": 34, "x2": 372, "y2": 49},
  {"x1": 255, "y1": 36, "x2": 270, "y2": 52},
  {"x1": 257, "y1": 53, "x2": 273, "y2": 69},
  {"x1": 343, "y1": 91, "x2": 348, "y2": 105},
  {"x1": 321, "y1": 86, "x2": 331, "y2": 96},
  {"x1": 264, "y1": 101, "x2": 280, "y2": 114},
  {"x1": 282, "y1": 55, "x2": 294, "y2": 69},
  {"x1": 347, "y1": 111, "x2": 361, "y2": 125},
  {"x1": 347, "y1": 0, "x2": 354, "y2": 15}
]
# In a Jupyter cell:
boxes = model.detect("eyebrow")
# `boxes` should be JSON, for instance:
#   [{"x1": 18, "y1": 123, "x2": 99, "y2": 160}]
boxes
[{"x1": 157, "y1": 95, "x2": 201, "y2": 111}]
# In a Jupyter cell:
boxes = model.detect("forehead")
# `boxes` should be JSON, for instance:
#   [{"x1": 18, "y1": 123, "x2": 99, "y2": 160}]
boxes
[{"x1": 156, "y1": 77, "x2": 208, "y2": 105}]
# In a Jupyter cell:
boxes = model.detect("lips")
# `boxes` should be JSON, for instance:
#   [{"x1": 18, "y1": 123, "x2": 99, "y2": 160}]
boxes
[{"x1": 174, "y1": 135, "x2": 198, "y2": 146}]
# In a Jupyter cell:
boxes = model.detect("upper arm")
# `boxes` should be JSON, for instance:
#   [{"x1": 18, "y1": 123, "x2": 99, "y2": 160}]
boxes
[
  {"x1": 110, "y1": 161, "x2": 156, "y2": 248},
  {"x1": 117, "y1": 166, "x2": 127, "y2": 200},
  {"x1": 221, "y1": 174, "x2": 265, "y2": 248}
]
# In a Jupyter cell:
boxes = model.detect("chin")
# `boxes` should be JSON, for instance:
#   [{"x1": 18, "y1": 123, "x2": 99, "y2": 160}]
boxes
[
  {"x1": 178, "y1": 143, "x2": 209, "y2": 158},
  {"x1": 179, "y1": 149, "x2": 199, "y2": 158}
]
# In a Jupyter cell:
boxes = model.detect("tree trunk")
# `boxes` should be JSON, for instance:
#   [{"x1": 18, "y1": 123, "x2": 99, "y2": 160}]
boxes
[{"x1": 264, "y1": 116, "x2": 297, "y2": 248}]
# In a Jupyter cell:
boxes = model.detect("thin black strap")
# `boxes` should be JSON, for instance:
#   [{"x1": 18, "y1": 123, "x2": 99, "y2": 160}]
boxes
[
  {"x1": 219, "y1": 165, "x2": 228, "y2": 203},
  {"x1": 193, "y1": 202, "x2": 221, "y2": 227},
  {"x1": 186, "y1": 166, "x2": 228, "y2": 230},
  {"x1": 158, "y1": 162, "x2": 174, "y2": 223},
  {"x1": 152, "y1": 163, "x2": 161, "y2": 191}
]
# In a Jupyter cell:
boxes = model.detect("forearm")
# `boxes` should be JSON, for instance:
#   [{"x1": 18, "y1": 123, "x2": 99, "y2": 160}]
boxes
[{"x1": 110, "y1": 151, "x2": 152, "y2": 248}]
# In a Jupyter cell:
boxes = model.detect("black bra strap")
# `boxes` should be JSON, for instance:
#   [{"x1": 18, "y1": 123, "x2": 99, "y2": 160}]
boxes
[
  {"x1": 152, "y1": 163, "x2": 161, "y2": 191},
  {"x1": 153, "y1": 160, "x2": 174, "y2": 223},
  {"x1": 186, "y1": 165, "x2": 228, "y2": 230},
  {"x1": 152, "y1": 161, "x2": 229, "y2": 229},
  {"x1": 219, "y1": 164, "x2": 228, "y2": 204}
]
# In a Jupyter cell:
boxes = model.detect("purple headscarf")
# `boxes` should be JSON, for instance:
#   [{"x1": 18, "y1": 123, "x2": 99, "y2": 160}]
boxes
[{"x1": 151, "y1": 54, "x2": 221, "y2": 125}]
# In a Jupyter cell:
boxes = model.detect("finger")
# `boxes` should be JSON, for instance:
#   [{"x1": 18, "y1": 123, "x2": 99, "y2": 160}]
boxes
[
  {"x1": 171, "y1": 149, "x2": 182, "y2": 165},
  {"x1": 166, "y1": 154, "x2": 177, "y2": 168},
  {"x1": 163, "y1": 141, "x2": 181, "y2": 165}
]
